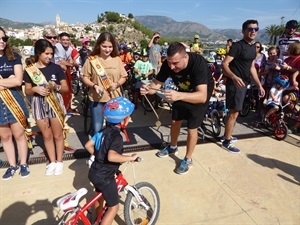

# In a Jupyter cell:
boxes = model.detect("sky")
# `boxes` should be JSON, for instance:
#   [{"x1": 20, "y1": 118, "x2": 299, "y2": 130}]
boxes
[{"x1": 1, "y1": 0, "x2": 299, "y2": 30}]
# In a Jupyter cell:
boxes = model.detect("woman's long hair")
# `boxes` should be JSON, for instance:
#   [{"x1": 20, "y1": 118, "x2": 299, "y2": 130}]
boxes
[
  {"x1": 0, "y1": 27, "x2": 16, "y2": 61},
  {"x1": 90, "y1": 32, "x2": 118, "y2": 57}
]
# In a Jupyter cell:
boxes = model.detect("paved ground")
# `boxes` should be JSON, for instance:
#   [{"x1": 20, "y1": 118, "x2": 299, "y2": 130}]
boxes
[{"x1": 0, "y1": 95, "x2": 299, "y2": 225}]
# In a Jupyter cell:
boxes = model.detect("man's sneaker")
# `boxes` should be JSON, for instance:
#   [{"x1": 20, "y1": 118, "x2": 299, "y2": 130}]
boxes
[
  {"x1": 45, "y1": 162, "x2": 56, "y2": 176},
  {"x1": 54, "y1": 162, "x2": 63, "y2": 176},
  {"x1": 220, "y1": 136, "x2": 238, "y2": 143},
  {"x1": 222, "y1": 142, "x2": 240, "y2": 154},
  {"x1": 156, "y1": 145, "x2": 178, "y2": 158},
  {"x1": 2, "y1": 166, "x2": 19, "y2": 180},
  {"x1": 175, "y1": 158, "x2": 193, "y2": 175},
  {"x1": 20, "y1": 164, "x2": 30, "y2": 178}
]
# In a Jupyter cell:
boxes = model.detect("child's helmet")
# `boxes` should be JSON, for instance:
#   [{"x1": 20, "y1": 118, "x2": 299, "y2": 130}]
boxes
[
  {"x1": 216, "y1": 48, "x2": 226, "y2": 55},
  {"x1": 81, "y1": 38, "x2": 90, "y2": 45},
  {"x1": 119, "y1": 43, "x2": 127, "y2": 50},
  {"x1": 141, "y1": 48, "x2": 149, "y2": 56},
  {"x1": 274, "y1": 75, "x2": 290, "y2": 88},
  {"x1": 104, "y1": 97, "x2": 134, "y2": 124}
]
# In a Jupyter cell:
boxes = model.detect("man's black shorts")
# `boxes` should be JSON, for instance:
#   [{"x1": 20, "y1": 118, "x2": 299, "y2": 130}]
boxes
[
  {"x1": 172, "y1": 100, "x2": 209, "y2": 129},
  {"x1": 226, "y1": 80, "x2": 247, "y2": 111}
]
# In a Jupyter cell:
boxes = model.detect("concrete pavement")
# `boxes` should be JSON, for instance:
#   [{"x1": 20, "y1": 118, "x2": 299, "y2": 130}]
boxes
[
  {"x1": 0, "y1": 97, "x2": 300, "y2": 225},
  {"x1": 0, "y1": 135, "x2": 299, "y2": 225}
]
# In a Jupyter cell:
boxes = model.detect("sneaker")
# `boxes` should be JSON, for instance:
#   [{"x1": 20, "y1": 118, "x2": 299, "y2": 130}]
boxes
[
  {"x1": 156, "y1": 145, "x2": 178, "y2": 158},
  {"x1": 20, "y1": 164, "x2": 30, "y2": 178},
  {"x1": 222, "y1": 142, "x2": 240, "y2": 154},
  {"x1": 175, "y1": 158, "x2": 193, "y2": 175},
  {"x1": 45, "y1": 162, "x2": 56, "y2": 176},
  {"x1": 2, "y1": 166, "x2": 19, "y2": 180},
  {"x1": 220, "y1": 136, "x2": 238, "y2": 143},
  {"x1": 263, "y1": 116, "x2": 270, "y2": 125},
  {"x1": 54, "y1": 162, "x2": 63, "y2": 176}
]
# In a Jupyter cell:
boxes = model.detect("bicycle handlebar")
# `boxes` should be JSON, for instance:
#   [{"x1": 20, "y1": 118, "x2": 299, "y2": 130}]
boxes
[{"x1": 135, "y1": 157, "x2": 143, "y2": 162}]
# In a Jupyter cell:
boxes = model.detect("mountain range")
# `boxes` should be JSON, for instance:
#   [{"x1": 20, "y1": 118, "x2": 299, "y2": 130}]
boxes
[{"x1": 0, "y1": 16, "x2": 269, "y2": 43}]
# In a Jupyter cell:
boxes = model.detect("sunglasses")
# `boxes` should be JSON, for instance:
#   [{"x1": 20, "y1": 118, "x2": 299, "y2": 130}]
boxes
[
  {"x1": 45, "y1": 36, "x2": 57, "y2": 39},
  {"x1": 255, "y1": 46, "x2": 260, "y2": 49},
  {"x1": 247, "y1": 27, "x2": 259, "y2": 32},
  {"x1": 0, "y1": 36, "x2": 9, "y2": 42},
  {"x1": 287, "y1": 26, "x2": 297, "y2": 30}
]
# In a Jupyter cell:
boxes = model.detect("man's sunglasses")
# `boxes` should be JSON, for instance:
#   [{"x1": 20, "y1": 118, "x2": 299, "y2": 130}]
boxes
[
  {"x1": 247, "y1": 27, "x2": 259, "y2": 32},
  {"x1": 45, "y1": 36, "x2": 57, "y2": 39},
  {"x1": 0, "y1": 36, "x2": 9, "y2": 42}
]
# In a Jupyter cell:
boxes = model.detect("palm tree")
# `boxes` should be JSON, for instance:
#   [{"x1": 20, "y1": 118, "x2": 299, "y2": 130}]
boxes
[{"x1": 264, "y1": 24, "x2": 281, "y2": 45}]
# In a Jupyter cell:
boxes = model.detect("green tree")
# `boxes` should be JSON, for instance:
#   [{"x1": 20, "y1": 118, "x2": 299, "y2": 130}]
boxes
[
  {"x1": 106, "y1": 12, "x2": 121, "y2": 23},
  {"x1": 100, "y1": 26, "x2": 106, "y2": 33},
  {"x1": 107, "y1": 25, "x2": 114, "y2": 33},
  {"x1": 128, "y1": 13, "x2": 134, "y2": 19},
  {"x1": 85, "y1": 26, "x2": 92, "y2": 33},
  {"x1": 264, "y1": 24, "x2": 281, "y2": 45}
]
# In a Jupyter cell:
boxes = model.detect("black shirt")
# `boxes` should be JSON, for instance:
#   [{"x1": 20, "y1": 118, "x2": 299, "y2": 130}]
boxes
[{"x1": 227, "y1": 39, "x2": 256, "y2": 84}]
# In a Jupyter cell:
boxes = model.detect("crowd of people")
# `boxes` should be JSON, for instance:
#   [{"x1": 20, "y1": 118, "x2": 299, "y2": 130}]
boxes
[{"x1": 0, "y1": 18, "x2": 300, "y2": 224}]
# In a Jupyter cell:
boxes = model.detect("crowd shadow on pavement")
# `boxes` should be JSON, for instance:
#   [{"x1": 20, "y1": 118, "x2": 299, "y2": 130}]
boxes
[
  {"x1": 247, "y1": 153, "x2": 300, "y2": 185},
  {"x1": 0, "y1": 199, "x2": 57, "y2": 225}
]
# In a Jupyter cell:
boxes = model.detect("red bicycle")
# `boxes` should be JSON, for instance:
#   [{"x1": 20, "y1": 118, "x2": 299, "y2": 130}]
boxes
[{"x1": 56, "y1": 158, "x2": 160, "y2": 225}]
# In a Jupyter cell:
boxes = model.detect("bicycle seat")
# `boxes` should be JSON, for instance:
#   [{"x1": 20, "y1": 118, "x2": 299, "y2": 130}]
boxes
[{"x1": 57, "y1": 188, "x2": 88, "y2": 211}]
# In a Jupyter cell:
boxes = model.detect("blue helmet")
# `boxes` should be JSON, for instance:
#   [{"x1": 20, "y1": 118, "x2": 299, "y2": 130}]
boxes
[
  {"x1": 104, "y1": 97, "x2": 134, "y2": 124},
  {"x1": 274, "y1": 75, "x2": 290, "y2": 88}
]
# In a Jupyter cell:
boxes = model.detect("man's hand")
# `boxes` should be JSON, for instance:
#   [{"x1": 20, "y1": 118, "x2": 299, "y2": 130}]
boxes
[
  {"x1": 164, "y1": 90, "x2": 179, "y2": 103},
  {"x1": 140, "y1": 85, "x2": 150, "y2": 95},
  {"x1": 232, "y1": 75, "x2": 245, "y2": 87}
]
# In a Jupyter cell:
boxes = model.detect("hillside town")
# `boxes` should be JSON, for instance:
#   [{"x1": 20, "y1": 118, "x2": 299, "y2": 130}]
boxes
[{"x1": 5, "y1": 14, "x2": 105, "y2": 41}]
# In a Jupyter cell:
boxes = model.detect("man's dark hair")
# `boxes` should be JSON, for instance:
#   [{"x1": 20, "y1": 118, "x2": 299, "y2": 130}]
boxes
[
  {"x1": 242, "y1": 19, "x2": 259, "y2": 30},
  {"x1": 59, "y1": 32, "x2": 70, "y2": 38},
  {"x1": 167, "y1": 42, "x2": 186, "y2": 57}
]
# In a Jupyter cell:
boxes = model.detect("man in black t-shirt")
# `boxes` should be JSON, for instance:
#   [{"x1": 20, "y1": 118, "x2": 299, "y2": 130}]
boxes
[
  {"x1": 221, "y1": 19, "x2": 265, "y2": 153},
  {"x1": 141, "y1": 42, "x2": 214, "y2": 175}
]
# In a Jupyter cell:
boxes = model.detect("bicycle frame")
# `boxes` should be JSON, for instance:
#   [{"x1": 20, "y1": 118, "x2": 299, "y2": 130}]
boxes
[{"x1": 57, "y1": 170, "x2": 149, "y2": 225}]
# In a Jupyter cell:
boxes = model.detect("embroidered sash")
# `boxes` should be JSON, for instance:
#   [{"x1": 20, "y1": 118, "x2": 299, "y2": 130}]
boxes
[
  {"x1": 25, "y1": 64, "x2": 70, "y2": 145},
  {"x1": 0, "y1": 76, "x2": 33, "y2": 148},
  {"x1": 88, "y1": 56, "x2": 120, "y2": 98}
]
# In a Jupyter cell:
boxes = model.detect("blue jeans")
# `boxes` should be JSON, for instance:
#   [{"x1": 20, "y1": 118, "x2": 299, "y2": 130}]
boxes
[{"x1": 90, "y1": 101, "x2": 105, "y2": 136}]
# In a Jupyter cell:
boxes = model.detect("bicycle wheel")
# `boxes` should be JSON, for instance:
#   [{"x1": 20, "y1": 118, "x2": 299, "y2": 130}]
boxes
[
  {"x1": 71, "y1": 79, "x2": 80, "y2": 95},
  {"x1": 210, "y1": 109, "x2": 221, "y2": 137},
  {"x1": 81, "y1": 97, "x2": 92, "y2": 135},
  {"x1": 274, "y1": 123, "x2": 288, "y2": 140},
  {"x1": 124, "y1": 182, "x2": 160, "y2": 225},
  {"x1": 141, "y1": 95, "x2": 158, "y2": 112},
  {"x1": 239, "y1": 98, "x2": 250, "y2": 117}
]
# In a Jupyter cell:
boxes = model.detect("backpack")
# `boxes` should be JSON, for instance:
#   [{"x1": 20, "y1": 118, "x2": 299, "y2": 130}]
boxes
[{"x1": 94, "y1": 125, "x2": 120, "y2": 163}]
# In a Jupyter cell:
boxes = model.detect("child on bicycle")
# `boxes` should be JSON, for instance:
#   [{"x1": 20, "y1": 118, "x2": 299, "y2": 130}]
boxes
[
  {"x1": 85, "y1": 96, "x2": 139, "y2": 225},
  {"x1": 264, "y1": 75, "x2": 291, "y2": 123}
]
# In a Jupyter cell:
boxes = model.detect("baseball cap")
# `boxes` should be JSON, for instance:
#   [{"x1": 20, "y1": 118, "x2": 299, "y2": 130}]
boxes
[
  {"x1": 194, "y1": 34, "x2": 200, "y2": 39},
  {"x1": 81, "y1": 37, "x2": 90, "y2": 45},
  {"x1": 43, "y1": 28, "x2": 57, "y2": 37}
]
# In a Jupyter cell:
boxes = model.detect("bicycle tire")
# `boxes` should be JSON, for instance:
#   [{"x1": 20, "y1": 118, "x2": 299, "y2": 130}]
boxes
[
  {"x1": 124, "y1": 182, "x2": 160, "y2": 225},
  {"x1": 239, "y1": 98, "x2": 250, "y2": 117},
  {"x1": 274, "y1": 123, "x2": 288, "y2": 140},
  {"x1": 210, "y1": 109, "x2": 221, "y2": 137},
  {"x1": 141, "y1": 95, "x2": 158, "y2": 112},
  {"x1": 81, "y1": 97, "x2": 92, "y2": 135}
]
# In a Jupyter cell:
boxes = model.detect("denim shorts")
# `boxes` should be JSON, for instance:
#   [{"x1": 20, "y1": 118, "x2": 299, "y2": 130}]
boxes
[{"x1": 0, "y1": 89, "x2": 29, "y2": 125}]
